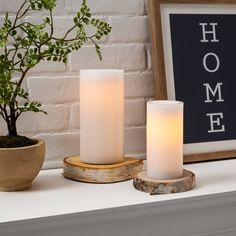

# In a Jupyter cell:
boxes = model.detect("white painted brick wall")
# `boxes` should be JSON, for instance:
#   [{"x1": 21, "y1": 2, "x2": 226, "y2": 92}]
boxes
[
  {"x1": 0, "y1": 0, "x2": 154, "y2": 169},
  {"x1": 17, "y1": 104, "x2": 69, "y2": 134},
  {"x1": 62, "y1": 0, "x2": 146, "y2": 15},
  {"x1": 28, "y1": 76, "x2": 80, "y2": 104},
  {"x1": 70, "y1": 44, "x2": 146, "y2": 71},
  {"x1": 110, "y1": 16, "x2": 149, "y2": 43}
]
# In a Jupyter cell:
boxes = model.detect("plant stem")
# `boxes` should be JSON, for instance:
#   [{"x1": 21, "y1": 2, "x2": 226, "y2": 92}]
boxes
[{"x1": 7, "y1": 113, "x2": 17, "y2": 136}]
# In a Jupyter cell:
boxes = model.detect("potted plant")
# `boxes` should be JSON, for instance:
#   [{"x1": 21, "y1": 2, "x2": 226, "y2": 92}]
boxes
[{"x1": 0, "y1": 0, "x2": 111, "y2": 191}]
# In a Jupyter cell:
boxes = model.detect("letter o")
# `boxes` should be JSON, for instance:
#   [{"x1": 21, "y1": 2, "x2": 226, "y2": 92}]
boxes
[{"x1": 203, "y1": 52, "x2": 220, "y2": 73}]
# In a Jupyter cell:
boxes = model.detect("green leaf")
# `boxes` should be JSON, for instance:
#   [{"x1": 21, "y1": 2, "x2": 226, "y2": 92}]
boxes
[
  {"x1": 38, "y1": 3, "x2": 43, "y2": 9},
  {"x1": 31, "y1": 59, "x2": 38, "y2": 66},
  {"x1": 49, "y1": 47, "x2": 54, "y2": 53},
  {"x1": 82, "y1": 17, "x2": 89, "y2": 24},
  {"x1": 95, "y1": 44, "x2": 102, "y2": 61},
  {"x1": 63, "y1": 57, "x2": 67, "y2": 63},
  {"x1": 73, "y1": 17, "x2": 78, "y2": 24},
  {"x1": 45, "y1": 17, "x2": 50, "y2": 23},
  {"x1": 17, "y1": 53, "x2": 22, "y2": 59},
  {"x1": 44, "y1": 32, "x2": 49, "y2": 39},
  {"x1": 12, "y1": 30, "x2": 17, "y2": 36}
]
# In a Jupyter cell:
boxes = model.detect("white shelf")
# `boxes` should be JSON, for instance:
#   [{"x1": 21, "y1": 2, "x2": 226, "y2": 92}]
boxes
[{"x1": 1, "y1": 159, "x2": 236, "y2": 236}]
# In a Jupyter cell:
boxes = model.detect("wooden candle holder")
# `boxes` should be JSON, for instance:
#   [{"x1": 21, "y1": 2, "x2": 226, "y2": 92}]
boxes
[
  {"x1": 63, "y1": 156, "x2": 143, "y2": 183},
  {"x1": 133, "y1": 169, "x2": 195, "y2": 195}
]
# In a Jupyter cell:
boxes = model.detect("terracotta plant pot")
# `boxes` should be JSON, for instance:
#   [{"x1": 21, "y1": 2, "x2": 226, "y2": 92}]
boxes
[{"x1": 0, "y1": 139, "x2": 45, "y2": 191}]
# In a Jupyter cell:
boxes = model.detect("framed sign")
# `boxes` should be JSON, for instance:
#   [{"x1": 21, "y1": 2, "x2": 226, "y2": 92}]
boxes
[{"x1": 148, "y1": 0, "x2": 236, "y2": 162}]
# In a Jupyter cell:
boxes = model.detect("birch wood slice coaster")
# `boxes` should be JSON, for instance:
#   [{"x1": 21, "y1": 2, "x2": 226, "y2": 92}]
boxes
[
  {"x1": 63, "y1": 156, "x2": 143, "y2": 183},
  {"x1": 133, "y1": 169, "x2": 195, "y2": 195}
]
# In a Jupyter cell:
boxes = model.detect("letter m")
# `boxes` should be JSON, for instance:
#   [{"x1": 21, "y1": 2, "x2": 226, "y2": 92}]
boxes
[{"x1": 203, "y1": 83, "x2": 224, "y2": 103}]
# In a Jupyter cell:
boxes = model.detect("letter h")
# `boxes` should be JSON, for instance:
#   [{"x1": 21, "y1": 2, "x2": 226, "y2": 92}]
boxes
[{"x1": 199, "y1": 23, "x2": 219, "y2": 43}]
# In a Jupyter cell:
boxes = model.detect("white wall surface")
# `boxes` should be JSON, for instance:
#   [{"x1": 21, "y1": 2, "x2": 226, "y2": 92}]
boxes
[{"x1": 0, "y1": 0, "x2": 154, "y2": 169}]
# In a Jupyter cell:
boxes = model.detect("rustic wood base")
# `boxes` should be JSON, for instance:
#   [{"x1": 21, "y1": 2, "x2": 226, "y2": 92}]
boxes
[
  {"x1": 133, "y1": 169, "x2": 195, "y2": 195},
  {"x1": 63, "y1": 156, "x2": 143, "y2": 183}
]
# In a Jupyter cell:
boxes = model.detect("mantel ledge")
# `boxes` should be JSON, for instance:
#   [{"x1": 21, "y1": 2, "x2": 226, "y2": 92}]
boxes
[{"x1": 1, "y1": 159, "x2": 236, "y2": 236}]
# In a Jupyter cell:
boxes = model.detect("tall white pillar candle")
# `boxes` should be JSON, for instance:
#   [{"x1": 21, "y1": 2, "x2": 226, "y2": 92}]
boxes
[
  {"x1": 80, "y1": 70, "x2": 124, "y2": 164},
  {"x1": 147, "y1": 101, "x2": 183, "y2": 180}
]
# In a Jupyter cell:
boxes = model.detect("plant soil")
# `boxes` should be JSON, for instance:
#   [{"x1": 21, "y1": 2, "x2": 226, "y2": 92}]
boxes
[{"x1": 0, "y1": 135, "x2": 38, "y2": 148}]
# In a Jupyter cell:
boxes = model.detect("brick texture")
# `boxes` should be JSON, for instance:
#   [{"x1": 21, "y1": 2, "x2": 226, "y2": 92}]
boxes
[
  {"x1": 70, "y1": 44, "x2": 146, "y2": 71},
  {"x1": 28, "y1": 76, "x2": 80, "y2": 104},
  {"x1": 110, "y1": 16, "x2": 149, "y2": 43},
  {"x1": 60, "y1": 0, "x2": 145, "y2": 15},
  {"x1": 17, "y1": 105, "x2": 69, "y2": 133},
  {"x1": 33, "y1": 132, "x2": 80, "y2": 169},
  {"x1": 0, "y1": 0, "x2": 153, "y2": 169}
]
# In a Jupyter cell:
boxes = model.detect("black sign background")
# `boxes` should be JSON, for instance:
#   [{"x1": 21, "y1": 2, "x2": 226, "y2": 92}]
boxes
[{"x1": 169, "y1": 14, "x2": 236, "y2": 144}]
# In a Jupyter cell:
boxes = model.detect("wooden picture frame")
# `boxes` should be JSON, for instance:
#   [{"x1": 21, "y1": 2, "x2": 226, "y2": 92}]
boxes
[{"x1": 148, "y1": 0, "x2": 236, "y2": 163}]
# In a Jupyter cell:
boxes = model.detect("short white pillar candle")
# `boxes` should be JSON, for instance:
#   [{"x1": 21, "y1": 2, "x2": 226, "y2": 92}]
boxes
[
  {"x1": 147, "y1": 100, "x2": 183, "y2": 180},
  {"x1": 80, "y1": 69, "x2": 124, "y2": 164}
]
